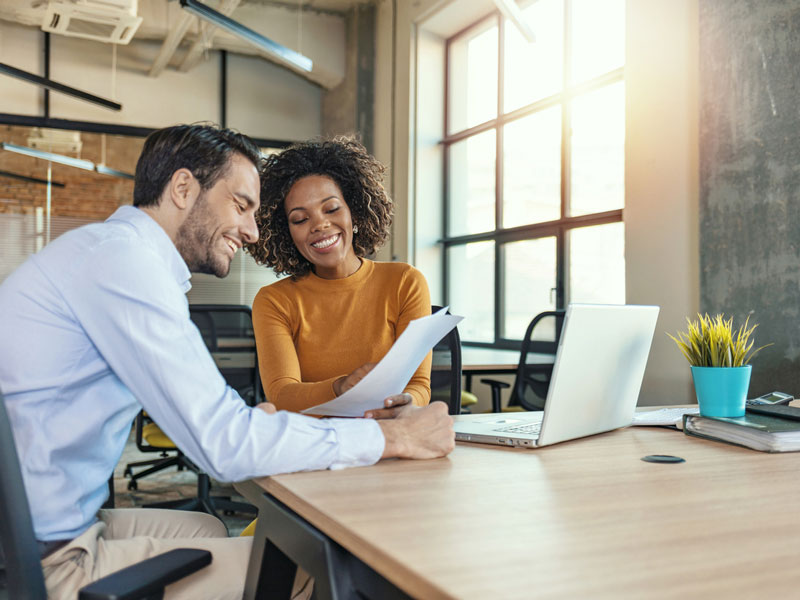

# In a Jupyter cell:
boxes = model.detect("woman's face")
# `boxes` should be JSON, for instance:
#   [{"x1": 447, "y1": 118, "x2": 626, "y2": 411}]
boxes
[{"x1": 284, "y1": 175, "x2": 361, "y2": 279}]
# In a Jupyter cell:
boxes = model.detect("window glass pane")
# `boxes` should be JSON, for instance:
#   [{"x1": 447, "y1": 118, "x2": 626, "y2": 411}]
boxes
[
  {"x1": 503, "y1": 237, "x2": 557, "y2": 340},
  {"x1": 503, "y1": 107, "x2": 561, "y2": 227},
  {"x1": 448, "y1": 20, "x2": 498, "y2": 133},
  {"x1": 503, "y1": 0, "x2": 563, "y2": 113},
  {"x1": 448, "y1": 242, "x2": 494, "y2": 343},
  {"x1": 570, "y1": 0, "x2": 625, "y2": 84},
  {"x1": 570, "y1": 81, "x2": 624, "y2": 216},
  {"x1": 569, "y1": 222, "x2": 625, "y2": 304},
  {"x1": 447, "y1": 129, "x2": 496, "y2": 236}
]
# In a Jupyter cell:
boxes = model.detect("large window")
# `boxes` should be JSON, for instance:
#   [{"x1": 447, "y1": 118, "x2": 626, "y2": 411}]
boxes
[{"x1": 442, "y1": 0, "x2": 626, "y2": 349}]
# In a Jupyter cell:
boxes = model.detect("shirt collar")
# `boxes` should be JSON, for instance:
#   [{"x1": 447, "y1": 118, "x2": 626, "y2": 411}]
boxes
[{"x1": 106, "y1": 205, "x2": 192, "y2": 293}]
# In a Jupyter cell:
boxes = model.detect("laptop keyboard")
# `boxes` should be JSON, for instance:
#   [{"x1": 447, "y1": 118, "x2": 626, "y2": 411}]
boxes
[{"x1": 493, "y1": 421, "x2": 542, "y2": 435}]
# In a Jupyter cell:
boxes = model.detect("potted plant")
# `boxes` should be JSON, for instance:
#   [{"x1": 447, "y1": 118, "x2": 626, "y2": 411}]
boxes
[{"x1": 668, "y1": 314, "x2": 769, "y2": 417}]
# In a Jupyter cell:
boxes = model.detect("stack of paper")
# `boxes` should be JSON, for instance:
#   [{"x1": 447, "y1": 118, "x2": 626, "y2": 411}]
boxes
[
  {"x1": 683, "y1": 412, "x2": 800, "y2": 452},
  {"x1": 630, "y1": 407, "x2": 699, "y2": 429}
]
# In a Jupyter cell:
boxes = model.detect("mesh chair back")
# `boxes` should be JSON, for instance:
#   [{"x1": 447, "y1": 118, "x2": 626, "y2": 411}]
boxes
[
  {"x1": 430, "y1": 305, "x2": 462, "y2": 415},
  {"x1": 0, "y1": 390, "x2": 48, "y2": 599},
  {"x1": 514, "y1": 310, "x2": 566, "y2": 411},
  {"x1": 189, "y1": 305, "x2": 262, "y2": 406}
]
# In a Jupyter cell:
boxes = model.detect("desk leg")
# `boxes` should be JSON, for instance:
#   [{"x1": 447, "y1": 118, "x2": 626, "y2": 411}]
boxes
[
  {"x1": 244, "y1": 514, "x2": 297, "y2": 599},
  {"x1": 464, "y1": 373, "x2": 473, "y2": 393},
  {"x1": 244, "y1": 494, "x2": 412, "y2": 600}
]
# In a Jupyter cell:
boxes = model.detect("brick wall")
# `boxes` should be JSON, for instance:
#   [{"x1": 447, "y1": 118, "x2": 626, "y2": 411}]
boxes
[{"x1": 0, "y1": 125, "x2": 144, "y2": 221}]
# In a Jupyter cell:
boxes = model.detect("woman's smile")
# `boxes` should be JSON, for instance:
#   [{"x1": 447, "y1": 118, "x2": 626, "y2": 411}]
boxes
[{"x1": 310, "y1": 233, "x2": 341, "y2": 251}]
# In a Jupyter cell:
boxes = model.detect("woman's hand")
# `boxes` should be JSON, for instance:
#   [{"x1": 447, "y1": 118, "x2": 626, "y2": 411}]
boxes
[
  {"x1": 333, "y1": 362, "x2": 377, "y2": 396},
  {"x1": 363, "y1": 393, "x2": 413, "y2": 419},
  {"x1": 254, "y1": 402, "x2": 277, "y2": 415}
]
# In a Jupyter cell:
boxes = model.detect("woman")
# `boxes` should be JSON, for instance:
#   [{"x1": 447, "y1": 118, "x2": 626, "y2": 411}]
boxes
[{"x1": 247, "y1": 137, "x2": 431, "y2": 415}]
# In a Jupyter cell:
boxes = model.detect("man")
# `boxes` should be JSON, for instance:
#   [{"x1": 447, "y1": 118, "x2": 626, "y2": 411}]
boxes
[{"x1": 0, "y1": 124, "x2": 454, "y2": 599}]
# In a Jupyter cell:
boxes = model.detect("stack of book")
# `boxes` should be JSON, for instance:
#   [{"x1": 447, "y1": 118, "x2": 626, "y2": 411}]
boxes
[{"x1": 683, "y1": 404, "x2": 800, "y2": 452}]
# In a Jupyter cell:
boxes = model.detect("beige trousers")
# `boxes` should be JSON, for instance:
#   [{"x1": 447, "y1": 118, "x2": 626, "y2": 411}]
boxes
[{"x1": 41, "y1": 508, "x2": 311, "y2": 600}]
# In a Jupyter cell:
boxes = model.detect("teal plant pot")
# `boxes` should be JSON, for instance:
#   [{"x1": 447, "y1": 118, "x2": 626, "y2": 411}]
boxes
[{"x1": 691, "y1": 365, "x2": 752, "y2": 418}]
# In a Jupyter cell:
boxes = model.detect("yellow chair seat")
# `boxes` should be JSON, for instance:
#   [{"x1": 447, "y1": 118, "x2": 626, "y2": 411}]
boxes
[
  {"x1": 241, "y1": 519, "x2": 257, "y2": 537},
  {"x1": 142, "y1": 422, "x2": 176, "y2": 448},
  {"x1": 460, "y1": 391, "x2": 478, "y2": 407}
]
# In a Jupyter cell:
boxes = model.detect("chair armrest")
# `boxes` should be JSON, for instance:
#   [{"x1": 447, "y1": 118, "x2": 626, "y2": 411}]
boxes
[
  {"x1": 78, "y1": 548, "x2": 211, "y2": 600},
  {"x1": 480, "y1": 379, "x2": 510, "y2": 390}
]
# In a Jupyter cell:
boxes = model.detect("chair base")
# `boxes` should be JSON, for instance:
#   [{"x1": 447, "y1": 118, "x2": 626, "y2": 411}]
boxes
[
  {"x1": 140, "y1": 472, "x2": 257, "y2": 527},
  {"x1": 125, "y1": 455, "x2": 182, "y2": 491}
]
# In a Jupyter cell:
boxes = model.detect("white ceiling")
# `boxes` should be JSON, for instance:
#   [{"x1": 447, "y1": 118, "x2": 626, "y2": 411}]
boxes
[{"x1": 0, "y1": 0, "x2": 376, "y2": 88}]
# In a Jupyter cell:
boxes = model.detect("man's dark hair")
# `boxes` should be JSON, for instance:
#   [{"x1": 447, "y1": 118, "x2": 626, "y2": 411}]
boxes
[{"x1": 133, "y1": 123, "x2": 262, "y2": 208}]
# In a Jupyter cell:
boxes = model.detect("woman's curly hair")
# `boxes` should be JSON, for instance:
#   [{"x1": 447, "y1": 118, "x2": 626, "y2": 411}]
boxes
[{"x1": 246, "y1": 136, "x2": 393, "y2": 278}]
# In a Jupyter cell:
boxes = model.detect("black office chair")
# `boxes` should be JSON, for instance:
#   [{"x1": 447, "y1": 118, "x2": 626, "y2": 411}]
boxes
[
  {"x1": 123, "y1": 305, "x2": 260, "y2": 521},
  {"x1": 0, "y1": 390, "x2": 211, "y2": 600},
  {"x1": 125, "y1": 305, "x2": 262, "y2": 487},
  {"x1": 481, "y1": 310, "x2": 566, "y2": 412},
  {"x1": 430, "y1": 305, "x2": 462, "y2": 415},
  {"x1": 189, "y1": 305, "x2": 263, "y2": 406}
]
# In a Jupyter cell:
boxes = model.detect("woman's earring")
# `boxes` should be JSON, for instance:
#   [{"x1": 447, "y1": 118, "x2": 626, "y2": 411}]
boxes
[{"x1": 353, "y1": 225, "x2": 359, "y2": 234}]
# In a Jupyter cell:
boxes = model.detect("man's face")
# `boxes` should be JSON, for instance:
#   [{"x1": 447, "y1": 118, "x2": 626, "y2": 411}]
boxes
[{"x1": 175, "y1": 153, "x2": 260, "y2": 278}]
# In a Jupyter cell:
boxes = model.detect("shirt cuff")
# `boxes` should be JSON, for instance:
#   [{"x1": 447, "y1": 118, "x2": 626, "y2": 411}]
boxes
[{"x1": 325, "y1": 418, "x2": 385, "y2": 470}]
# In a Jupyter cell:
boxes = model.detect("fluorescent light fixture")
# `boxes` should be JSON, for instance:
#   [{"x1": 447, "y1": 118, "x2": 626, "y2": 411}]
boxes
[
  {"x1": 1, "y1": 142, "x2": 134, "y2": 180},
  {"x1": 96, "y1": 164, "x2": 134, "y2": 180},
  {"x1": 0, "y1": 63, "x2": 122, "y2": 112},
  {"x1": 1, "y1": 142, "x2": 95, "y2": 171},
  {"x1": 179, "y1": 0, "x2": 313, "y2": 73},
  {"x1": 492, "y1": 0, "x2": 536, "y2": 43}
]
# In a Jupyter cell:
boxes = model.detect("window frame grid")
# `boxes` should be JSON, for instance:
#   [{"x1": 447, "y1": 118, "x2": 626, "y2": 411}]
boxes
[{"x1": 441, "y1": 0, "x2": 624, "y2": 351}]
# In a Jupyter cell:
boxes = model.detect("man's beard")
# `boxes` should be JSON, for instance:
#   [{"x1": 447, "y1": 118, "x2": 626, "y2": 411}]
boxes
[{"x1": 175, "y1": 193, "x2": 231, "y2": 278}]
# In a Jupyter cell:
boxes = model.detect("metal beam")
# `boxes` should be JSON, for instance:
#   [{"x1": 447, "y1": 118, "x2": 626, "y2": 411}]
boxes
[
  {"x1": 149, "y1": 11, "x2": 195, "y2": 77},
  {"x1": 0, "y1": 169, "x2": 66, "y2": 188},
  {"x1": 491, "y1": 0, "x2": 535, "y2": 43},
  {"x1": 180, "y1": 0, "x2": 241, "y2": 72},
  {"x1": 0, "y1": 113, "x2": 294, "y2": 150},
  {"x1": 0, "y1": 63, "x2": 122, "y2": 112}
]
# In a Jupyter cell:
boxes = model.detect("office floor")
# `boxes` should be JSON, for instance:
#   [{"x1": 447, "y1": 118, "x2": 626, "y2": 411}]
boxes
[{"x1": 113, "y1": 429, "x2": 252, "y2": 536}]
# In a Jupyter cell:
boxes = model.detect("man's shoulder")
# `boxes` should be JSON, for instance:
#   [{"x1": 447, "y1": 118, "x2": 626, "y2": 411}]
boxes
[{"x1": 39, "y1": 217, "x2": 154, "y2": 272}]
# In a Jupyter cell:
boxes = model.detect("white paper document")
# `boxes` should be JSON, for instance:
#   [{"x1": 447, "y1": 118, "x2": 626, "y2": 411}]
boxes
[
  {"x1": 630, "y1": 407, "x2": 699, "y2": 429},
  {"x1": 302, "y1": 307, "x2": 464, "y2": 417}
]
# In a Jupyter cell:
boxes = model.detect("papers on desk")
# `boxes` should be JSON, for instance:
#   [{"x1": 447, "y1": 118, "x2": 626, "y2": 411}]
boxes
[
  {"x1": 630, "y1": 407, "x2": 699, "y2": 429},
  {"x1": 302, "y1": 307, "x2": 463, "y2": 417},
  {"x1": 684, "y1": 408, "x2": 800, "y2": 452}
]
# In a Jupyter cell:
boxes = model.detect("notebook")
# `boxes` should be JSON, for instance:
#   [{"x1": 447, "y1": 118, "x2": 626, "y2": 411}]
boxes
[{"x1": 453, "y1": 304, "x2": 660, "y2": 448}]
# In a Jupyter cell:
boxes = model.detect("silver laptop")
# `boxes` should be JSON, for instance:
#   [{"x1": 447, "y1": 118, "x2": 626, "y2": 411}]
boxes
[{"x1": 454, "y1": 304, "x2": 659, "y2": 448}]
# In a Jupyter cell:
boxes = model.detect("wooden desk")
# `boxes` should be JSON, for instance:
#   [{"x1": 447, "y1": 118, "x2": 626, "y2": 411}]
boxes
[{"x1": 237, "y1": 425, "x2": 800, "y2": 599}]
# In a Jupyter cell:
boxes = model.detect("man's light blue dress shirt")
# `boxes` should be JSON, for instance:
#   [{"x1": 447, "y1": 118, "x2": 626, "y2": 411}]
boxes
[{"x1": 0, "y1": 206, "x2": 385, "y2": 541}]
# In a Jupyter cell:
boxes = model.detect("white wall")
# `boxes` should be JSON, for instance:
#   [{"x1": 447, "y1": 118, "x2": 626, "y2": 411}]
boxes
[
  {"x1": 227, "y1": 53, "x2": 321, "y2": 142},
  {"x1": 376, "y1": 0, "x2": 701, "y2": 409},
  {"x1": 49, "y1": 35, "x2": 220, "y2": 127},
  {"x1": 0, "y1": 22, "x2": 44, "y2": 115},
  {"x1": 0, "y1": 19, "x2": 324, "y2": 141}
]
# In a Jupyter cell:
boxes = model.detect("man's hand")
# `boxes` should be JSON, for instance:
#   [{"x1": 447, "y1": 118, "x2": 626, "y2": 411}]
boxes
[
  {"x1": 377, "y1": 401, "x2": 455, "y2": 460},
  {"x1": 364, "y1": 393, "x2": 413, "y2": 419},
  {"x1": 333, "y1": 362, "x2": 377, "y2": 396}
]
